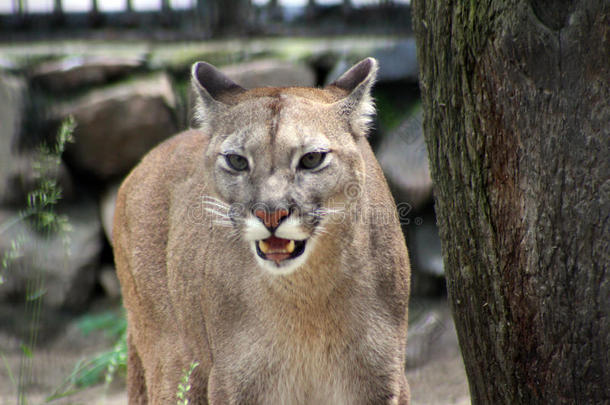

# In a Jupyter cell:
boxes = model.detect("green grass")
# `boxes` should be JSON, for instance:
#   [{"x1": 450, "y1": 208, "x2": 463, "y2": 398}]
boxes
[
  {"x1": 0, "y1": 117, "x2": 76, "y2": 405},
  {"x1": 47, "y1": 310, "x2": 127, "y2": 402},
  {"x1": 1, "y1": 117, "x2": 75, "y2": 279}
]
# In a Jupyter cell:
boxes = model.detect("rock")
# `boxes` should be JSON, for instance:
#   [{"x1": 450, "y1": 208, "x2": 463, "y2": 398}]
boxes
[
  {"x1": 406, "y1": 310, "x2": 448, "y2": 369},
  {"x1": 324, "y1": 38, "x2": 418, "y2": 85},
  {"x1": 52, "y1": 73, "x2": 178, "y2": 180},
  {"x1": 0, "y1": 57, "x2": 18, "y2": 71},
  {"x1": 409, "y1": 211, "x2": 444, "y2": 277},
  {"x1": 1, "y1": 72, "x2": 76, "y2": 207},
  {"x1": 406, "y1": 209, "x2": 445, "y2": 297},
  {"x1": 0, "y1": 197, "x2": 102, "y2": 310},
  {"x1": 324, "y1": 58, "x2": 352, "y2": 86},
  {"x1": 0, "y1": 72, "x2": 26, "y2": 203},
  {"x1": 221, "y1": 59, "x2": 316, "y2": 88},
  {"x1": 406, "y1": 298, "x2": 470, "y2": 405},
  {"x1": 376, "y1": 105, "x2": 432, "y2": 210},
  {"x1": 100, "y1": 183, "x2": 120, "y2": 244},
  {"x1": 375, "y1": 105, "x2": 443, "y2": 293},
  {"x1": 406, "y1": 299, "x2": 459, "y2": 369},
  {"x1": 99, "y1": 265, "x2": 122, "y2": 300},
  {"x1": 0, "y1": 152, "x2": 75, "y2": 208},
  {"x1": 372, "y1": 38, "x2": 418, "y2": 83},
  {"x1": 30, "y1": 55, "x2": 144, "y2": 93}
]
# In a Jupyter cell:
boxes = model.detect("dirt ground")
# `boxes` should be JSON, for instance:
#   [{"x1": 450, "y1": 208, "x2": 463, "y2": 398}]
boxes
[{"x1": 0, "y1": 298, "x2": 469, "y2": 405}]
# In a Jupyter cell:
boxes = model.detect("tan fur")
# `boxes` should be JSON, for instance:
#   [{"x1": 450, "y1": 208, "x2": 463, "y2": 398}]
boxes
[{"x1": 114, "y1": 58, "x2": 411, "y2": 404}]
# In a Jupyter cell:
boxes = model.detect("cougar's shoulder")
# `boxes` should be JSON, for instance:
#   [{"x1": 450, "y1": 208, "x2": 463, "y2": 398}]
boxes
[
  {"x1": 119, "y1": 129, "x2": 209, "y2": 198},
  {"x1": 113, "y1": 129, "x2": 209, "y2": 316},
  {"x1": 116, "y1": 129, "x2": 210, "y2": 231}
]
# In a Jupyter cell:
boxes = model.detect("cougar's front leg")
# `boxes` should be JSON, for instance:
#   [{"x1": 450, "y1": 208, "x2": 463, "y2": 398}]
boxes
[
  {"x1": 207, "y1": 367, "x2": 231, "y2": 405},
  {"x1": 127, "y1": 332, "x2": 148, "y2": 405},
  {"x1": 398, "y1": 374, "x2": 410, "y2": 405}
]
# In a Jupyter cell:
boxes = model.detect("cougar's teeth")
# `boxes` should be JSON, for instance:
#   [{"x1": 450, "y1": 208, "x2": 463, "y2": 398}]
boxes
[
  {"x1": 286, "y1": 240, "x2": 295, "y2": 254},
  {"x1": 259, "y1": 240, "x2": 270, "y2": 254}
]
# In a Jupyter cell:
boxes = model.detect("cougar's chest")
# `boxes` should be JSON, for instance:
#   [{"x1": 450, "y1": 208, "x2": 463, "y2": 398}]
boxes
[
  {"x1": 257, "y1": 286, "x2": 367, "y2": 402},
  {"x1": 231, "y1": 319, "x2": 357, "y2": 405},
  {"x1": 207, "y1": 278, "x2": 362, "y2": 404}
]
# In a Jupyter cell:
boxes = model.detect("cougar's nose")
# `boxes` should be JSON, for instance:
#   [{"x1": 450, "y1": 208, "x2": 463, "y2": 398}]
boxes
[{"x1": 254, "y1": 208, "x2": 289, "y2": 231}]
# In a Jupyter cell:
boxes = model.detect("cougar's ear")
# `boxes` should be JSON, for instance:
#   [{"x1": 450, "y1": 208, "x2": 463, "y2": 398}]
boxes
[
  {"x1": 191, "y1": 62, "x2": 246, "y2": 129},
  {"x1": 328, "y1": 57, "x2": 378, "y2": 137}
]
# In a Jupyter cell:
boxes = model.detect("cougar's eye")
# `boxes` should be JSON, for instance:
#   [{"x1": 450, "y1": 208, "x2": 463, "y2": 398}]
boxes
[
  {"x1": 299, "y1": 152, "x2": 326, "y2": 170},
  {"x1": 225, "y1": 154, "x2": 249, "y2": 171}
]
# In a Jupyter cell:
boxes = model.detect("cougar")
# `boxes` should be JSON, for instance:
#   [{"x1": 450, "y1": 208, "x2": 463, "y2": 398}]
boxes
[{"x1": 113, "y1": 57, "x2": 411, "y2": 404}]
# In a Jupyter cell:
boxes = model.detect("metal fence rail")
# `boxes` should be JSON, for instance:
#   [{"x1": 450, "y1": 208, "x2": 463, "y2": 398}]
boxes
[{"x1": 0, "y1": 1, "x2": 412, "y2": 40}]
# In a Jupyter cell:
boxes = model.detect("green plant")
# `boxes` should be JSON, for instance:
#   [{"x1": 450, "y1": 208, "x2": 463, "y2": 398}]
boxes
[
  {"x1": 1, "y1": 116, "x2": 75, "y2": 279},
  {"x1": 0, "y1": 116, "x2": 76, "y2": 405},
  {"x1": 177, "y1": 361, "x2": 200, "y2": 405},
  {"x1": 0, "y1": 115, "x2": 130, "y2": 402},
  {"x1": 46, "y1": 310, "x2": 128, "y2": 402}
]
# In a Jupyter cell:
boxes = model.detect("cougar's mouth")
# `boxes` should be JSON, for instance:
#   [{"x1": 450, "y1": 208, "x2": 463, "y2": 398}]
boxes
[{"x1": 255, "y1": 236, "x2": 307, "y2": 264}]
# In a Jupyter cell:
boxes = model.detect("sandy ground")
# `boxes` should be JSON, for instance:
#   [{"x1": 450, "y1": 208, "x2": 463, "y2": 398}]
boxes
[{"x1": 0, "y1": 298, "x2": 469, "y2": 405}]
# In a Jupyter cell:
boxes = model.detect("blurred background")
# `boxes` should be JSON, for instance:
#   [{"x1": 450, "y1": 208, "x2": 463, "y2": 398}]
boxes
[{"x1": 0, "y1": 1, "x2": 468, "y2": 404}]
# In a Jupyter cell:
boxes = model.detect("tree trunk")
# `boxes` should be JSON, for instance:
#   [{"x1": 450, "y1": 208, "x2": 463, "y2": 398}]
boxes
[{"x1": 412, "y1": 1, "x2": 608, "y2": 404}]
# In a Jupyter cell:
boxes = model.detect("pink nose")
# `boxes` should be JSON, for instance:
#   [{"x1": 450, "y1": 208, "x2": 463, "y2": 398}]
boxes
[{"x1": 254, "y1": 209, "x2": 289, "y2": 229}]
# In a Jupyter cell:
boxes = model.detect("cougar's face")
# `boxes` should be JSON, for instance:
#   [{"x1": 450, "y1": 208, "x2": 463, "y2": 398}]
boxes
[{"x1": 205, "y1": 95, "x2": 363, "y2": 275}]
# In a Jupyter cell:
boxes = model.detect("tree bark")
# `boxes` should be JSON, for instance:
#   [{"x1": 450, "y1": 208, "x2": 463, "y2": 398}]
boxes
[{"x1": 412, "y1": 0, "x2": 608, "y2": 404}]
